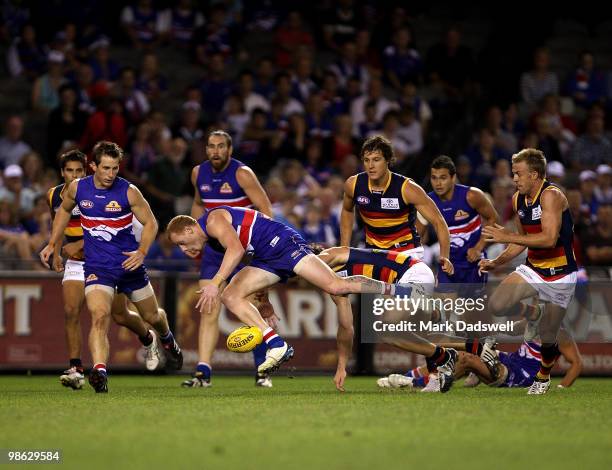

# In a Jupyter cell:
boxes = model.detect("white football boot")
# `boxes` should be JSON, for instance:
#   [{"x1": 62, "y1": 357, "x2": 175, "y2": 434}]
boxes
[
  {"x1": 527, "y1": 378, "x2": 551, "y2": 395},
  {"x1": 376, "y1": 377, "x2": 391, "y2": 388},
  {"x1": 421, "y1": 374, "x2": 441, "y2": 392},
  {"x1": 388, "y1": 374, "x2": 415, "y2": 389},
  {"x1": 257, "y1": 343, "x2": 294, "y2": 374},
  {"x1": 144, "y1": 330, "x2": 161, "y2": 371},
  {"x1": 60, "y1": 367, "x2": 85, "y2": 390}
]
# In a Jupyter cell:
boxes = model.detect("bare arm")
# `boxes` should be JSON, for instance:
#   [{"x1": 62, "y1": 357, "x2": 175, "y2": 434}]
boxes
[
  {"x1": 333, "y1": 295, "x2": 354, "y2": 392},
  {"x1": 236, "y1": 166, "x2": 273, "y2": 217},
  {"x1": 467, "y1": 187, "x2": 499, "y2": 254},
  {"x1": 484, "y1": 189, "x2": 564, "y2": 249},
  {"x1": 190, "y1": 166, "x2": 205, "y2": 219},
  {"x1": 205, "y1": 210, "x2": 246, "y2": 286},
  {"x1": 39, "y1": 181, "x2": 77, "y2": 268},
  {"x1": 558, "y1": 330, "x2": 582, "y2": 387},
  {"x1": 318, "y1": 246, "x2": 350, "y2": 269},
  {"x1": 122, "y1": 185, "x2": 158, "y2": 271},
  {"x1": 340, "y1": 176, "x2": 356, "y2": 247}
]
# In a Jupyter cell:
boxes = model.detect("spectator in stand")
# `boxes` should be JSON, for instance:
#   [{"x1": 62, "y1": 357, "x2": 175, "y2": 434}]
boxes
[
  {"x1": 339, "y1": 153, "x2": 360, "y2": 181},
  {"x1": 566, "y1": 50, "x2": 606, "y2": 109},
  {"x1": 484, "y1": 105, "x2": 518, "y2": 155},
  {"x1": 121, "y1": 0, "x2": 165, "y2": 50},
  {"x1": 582, "y1": 203, "x2": 612, "y2": 266},
  {"x1": 124, "y1": 122, "x2": 158, "y2": 187},
  {"x1": 304, "y1": 92, "x2": 333, "y2": 139},
  {"x1": 173, "y1": 101, "x2": 205, "y2": 150},
  {"x1": 568, "y1": 113, "x2": 612, "y2": 170},
  {"x1": 455, "y1": 155, "x2": 475, "y2": 187},
  {"x1": 579, "y1": 170, "x2": 600, "y2": 222},
  {"x1": 20, "y1": 152, "x2": 46, "y2": 195},
  {"x1": 463, "y1": 128, "x2": 508, "y2": 192},
  {"x1": 275, "y1": 10, "x2": 314, "y2": 69},
  {"x1": 240, "y1": 108, "x2": 276, "y2": 175},
  {"x1": 198, "y1": 52, "x2": 232, "y2": 119},
  {"x1": 368, "y1": 111, "x2": 409, "y2": 164},
  {"x1": 137, "y1": 52, "x2": 168, "y2": 102},
  {"x1": 324, "y1": 114, "x2": 358, "y2": 169},
  {"x1": 595, "y1": 164, "x2": 612, "y2": 204},
  {"x1": 519, "y1": 47, "x2": 559, "y2": 112},
  {"x1": 322, "y1": 0, "x2": 363, "y2": 54},
  {"x1": 530, "y1": 94, "x2": 577, "y2": 158},
  {"x1": 0, "y1": 164, "x2": 38, "y2": 219},
  {"x1": 350, "y1": 76, "x2": 397, "y2": 136},
  {"x1": 146, "y1": 110, "x2": 172, "y2": 152},
  {"x1": 280, "y1": 159, "x2": 320, "y2": 200},
  {"x1": 46, "y1": 84, "x2": 88, "y2": 165},
  {"x1": 237, "y1": 70, "x2": 270, "y2": 115},
  {"x1": 274, "y1": 113, "x2": 308, "y2": 162},
  {"x1": 72, "y1": 62, "x2": 95, "y2": 114},
  {"x1": 302, "y1": 202, "x2": 337, "y2": 245},
  {"x1": 384, "y1": 26, "x2": 422, "y2": 92},
  {"x1": 264, "y1": 176, "x2": 286, "y2": 218},
  {"x1": 31, "y1": 51, "x2": 66, "y2": 113},
  {"x1": 22, "y1": 193, "x2": 51, "y2": 248},
  {"x1": 355, "y1": 29, "x2": 381, "y2": 75},
  {"x1": 164, "y1": 0, "x2": 205, "y2": 48},
  {"x1": 490, "y1": 177, "x2": 515, "y2": 225},
  {"x1": 6, "y1": 23, "x2": 46, "y2": 79},
  {"x1": 79, "y1": 91, "x2": 128, "y2": 154},
  {"x1": 303, "y1": 140, "x2": 334, "y2": 185},
  {"x1": 116, "y1": 66, "x2": 150, "y2": 126},
  {"x1": 531, "y1": 115, "x2": 563, "y2": 164},
  {"x1": 193, "y1": 3, "x2": 233, "y2": 64},
  {"x1": 502, "y1": 102, "x2": 526, "y2": 142},
  {"x1": 566, "y1": 188, "x2": 590, "y2": 239},
  {"x1": 358, "y1": 100, "x2": 381, "y2": 139},
  {"x1": 320, "y1": 71, "x2": 347, "y2": 119},
  {"x1": 318, "y1": 185, "x2": 342, "y2": 234},
  {"x1": 145, "y1": 137, "x2": 190, "y2": 228},
  {"x1": 146, "y1": 228, "x2": 190, "y2": 272},
  {"x1": 222, "y1": 95, "x2": 249, "y2": 146},
  {"x1": 0, "y1": 200, "x2": 38, "y2": 269},
  {"x1": 398, "y1": 81, "x2": 432, "y2": 134},
  {"x1": 272, "y1": 72, "x2": 304, "y2": 116},
  {"x1": 0, "y1": 116, "x2": 31, "y2": 169},
  {"x1": 254, "y1": 56, "x2": 276, "y2": 100},
  {"x1": 88, "y1": 36, "x2": 120, "y2": 82},
  {"x1": 291, "y1": 56, "x2": 318, "y2": 104},
  {"x1": 397, "y1": 106, "x2": 424, "y2": 159},
  {"x1": 329, "y1": 40, "x2": 370, "y2": 91},
  {"x1": 547, "y1": 161, "x2": 567, "y2": 189}
]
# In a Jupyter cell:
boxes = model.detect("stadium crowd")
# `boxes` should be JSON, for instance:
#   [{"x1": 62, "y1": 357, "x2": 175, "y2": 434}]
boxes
[{"x1": 0, "y1": 1, "x2": 611, "y2": 271}]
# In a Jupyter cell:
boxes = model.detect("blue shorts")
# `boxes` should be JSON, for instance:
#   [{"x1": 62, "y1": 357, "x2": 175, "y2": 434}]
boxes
[
  {"x1": 498, "y1": 352, "x2": 541, "y2": 388},
  {"x1": 84, "y1": 265, "x2": 149, "y2": 296},
  {"x1": 199, "y1": 244, "x2": 244, "y2": 281},
  {"x1": 250, "y1": 226, "x2": 311, "y2": 282},
  {"x1": 436, "y1": 262, "x2": 486, "y2": 296}
]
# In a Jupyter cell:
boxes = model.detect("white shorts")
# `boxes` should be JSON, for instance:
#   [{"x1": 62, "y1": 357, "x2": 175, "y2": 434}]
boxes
[
  {"x1": 401, "y1": 246, "x2": 424, "y2": 260},
  {"x1": 62, "y1": 259, "x2": 85, "y2": 284},
  {"x1": 398, "y1": 262, "x2": 435, "y2": 296},
  {"x1": 514, "y1": 264, "x2": 577, "y2": 308}
]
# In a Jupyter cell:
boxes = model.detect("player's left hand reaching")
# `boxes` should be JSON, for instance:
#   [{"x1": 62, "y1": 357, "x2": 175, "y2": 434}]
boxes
[
  {"x1": 483, "y1": 224, "x2": 511, "y2": 244},
  {"x1": 334, "y1": 368, "x2": 347, "y2": 392},
  {"x1": 39, "y1": 244, "x2": 54, "y2": 269},
  {"x1": 122, "y1": 249, "x2": 145, "y2": 271},
  {"x1": 196, "y1": 284, "x2": 220, "y2": 313}
]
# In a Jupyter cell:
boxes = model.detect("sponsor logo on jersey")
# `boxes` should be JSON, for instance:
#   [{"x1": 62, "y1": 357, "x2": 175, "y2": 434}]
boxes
[
  {"x1": 95, "y1": 195, "x2": 106, "y2": 199},
  {"x1": 200, "y1": 184, "x2": 211, "y2": 192},
  {"x1": 85, "y1": 274, "x2": 98, "y2": 282},
  {"x1": 454, "y1": 209, "x2": 469, "y2": 220},
  {"x1": 532, "y1": 205, "x2": 542, "y2": 220},
  {"x1": 220, "y1": 182, "x2": 233, "y2": 194},
  {"x1": 381, "y1": 198, "x2": 400, "y2": 210},
  {"x1": 356, "y1": 196, "x2": 370, "y2": 205},
  {"x1": 80, "y1": 200, "x2": 94, "y2": 209},
  {"x1": 105, "y1": 201, "x2": 122, "y2": 212},
  {"x1": 270, "y1": 236, "x2": 279, "y2": 247}
]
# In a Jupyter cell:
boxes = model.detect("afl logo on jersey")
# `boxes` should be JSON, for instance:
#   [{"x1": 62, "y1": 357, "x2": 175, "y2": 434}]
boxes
[
  {"x1": 200, "y1": 184, "x2": 211, "y2": 192},
  {"x1": 80, "y1": 200, "x2": 94, "y2": 209},
  {"x1": 220, "y1": 182, "x2": 233, "y2": 194},
  {"x1": 356, "y1": 196, "x2": 370, "y2": 205},
  {"x1": 518, "y1": 209, "x2": 525, "y2": 218},
  {"x1": 105, "y1": 201, "x2": 122, "y2": 212},
  {"x1": 454, "y1": 209, "x2": 469, "y2": 221}
]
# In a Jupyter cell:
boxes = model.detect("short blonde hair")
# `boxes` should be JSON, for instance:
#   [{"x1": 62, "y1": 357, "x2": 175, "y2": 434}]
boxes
[
  {"x1": 512, "y1": 148, "x2": 547, "y2": 178},
  {"x1": 166, "y1": 215, "x2": 197, "y2": 235}
]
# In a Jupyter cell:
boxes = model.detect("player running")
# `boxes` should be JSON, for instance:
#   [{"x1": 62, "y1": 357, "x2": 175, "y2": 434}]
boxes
[
  {"x1": 184, "y1": 129, "x2": 276, "y2": 388},
  {"x1": 40, "y1": 141, "x2": 182, "y2": 393},
  {"x1": 49, "y1": 150, "x2": 166, "y2": 389},
  {"x1": 480, "y1": 148, "x2": 578, "y2": 395},
  {"x1": 167, "y1": 208, "x2": 415, "y2": 374}
]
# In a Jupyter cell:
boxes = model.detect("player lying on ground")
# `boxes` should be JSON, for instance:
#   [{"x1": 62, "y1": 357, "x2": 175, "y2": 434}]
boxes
[
  {"x1": 314, "y1": 244, "x2": 458, "y2": 393},
  {"x1": 167, "y1": 208, "x2": 415, "y2": 375}
]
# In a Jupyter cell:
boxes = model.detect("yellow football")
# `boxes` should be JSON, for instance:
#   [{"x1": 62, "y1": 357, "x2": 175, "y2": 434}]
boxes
[{"x1": 226, "y1": 326, "x2": 263, "y2": 353}]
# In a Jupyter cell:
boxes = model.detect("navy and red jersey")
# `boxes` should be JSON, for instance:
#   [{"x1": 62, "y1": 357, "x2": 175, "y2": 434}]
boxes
[
  {"x1": 196, "y1": 159, "x2": 252, "y2": 209},
  {"x1": 515, "y1": 180, "x2": 577, "y2": 280},
  {"x1": 352, "y1": 172, "x2": 420, "y2": 250},
  {"x1": 335, "y1": 247, "x2": 420, "y2": 284},
  {"x1": 48, "y1": 183, "x2": 83, "y2": 245},
  {"x1": 429, "y1": 184, "x2": 483, "y2": 267}
]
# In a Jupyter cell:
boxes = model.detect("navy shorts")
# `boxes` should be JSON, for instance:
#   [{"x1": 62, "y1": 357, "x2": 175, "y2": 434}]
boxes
[
  {"x1": 84, "y1": 265, "x2": 149, "y2": 296},
  {"x1": 498, "y1": 352, "x2": 541, "y2": 388},
  {"x1": 436, "y1": 262, "x2": 487, "y2": 296},
  {"x1": 250, "y1": 227, "x2": 311, "y2": 282}
]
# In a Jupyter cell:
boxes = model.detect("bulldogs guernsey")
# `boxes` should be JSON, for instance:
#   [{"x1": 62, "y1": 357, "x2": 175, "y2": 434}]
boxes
[
  {"x1": 196, "y1": 159, "x2": 252, "y2": 209},
  {"x1": 48, "y1": 183, "x2": 83, "y2": 260},
  {"x1": 429, "y1": 184, "x2": 483, "y2": 268},
  {"x1": 352, "y1": 172, "x2": 420, "y2": 251},
  {"x1": 198, "y1": 206, "x2": 310, "y2": 281},
  {"x1": 515, "y1": 180, "x2": 577, "y2": 280},
  {"x1": 76, "y1": 176, "x2": 138, "y2": 270}
]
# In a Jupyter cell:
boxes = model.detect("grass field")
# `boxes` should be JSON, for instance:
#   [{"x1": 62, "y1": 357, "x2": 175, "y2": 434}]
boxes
[{"x1": 1, "y1": 375, "x2": 611, "y2": 470}]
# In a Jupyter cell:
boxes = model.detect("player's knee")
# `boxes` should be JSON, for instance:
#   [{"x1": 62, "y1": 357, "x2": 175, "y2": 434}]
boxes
[
  {"x1": 220, "y1": 288, "x2": 239, "y2": 310},
  {"x1": 64, "y1": 304, "x2": 81, "y2": 319},
  {"x1": 327, "y1": 279, "x2": 347, "y2": 296},
  {"x1": 487, "y1": 295, "x2": 506, "y2": 315},
  {"x1": 91, "y1": 312, "x2": 110, "y2": 329}
]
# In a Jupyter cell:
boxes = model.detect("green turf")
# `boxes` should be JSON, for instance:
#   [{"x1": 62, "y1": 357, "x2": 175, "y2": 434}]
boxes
[{"x1": 1, "y1": 376, "x2": 611, "y2": 470}]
